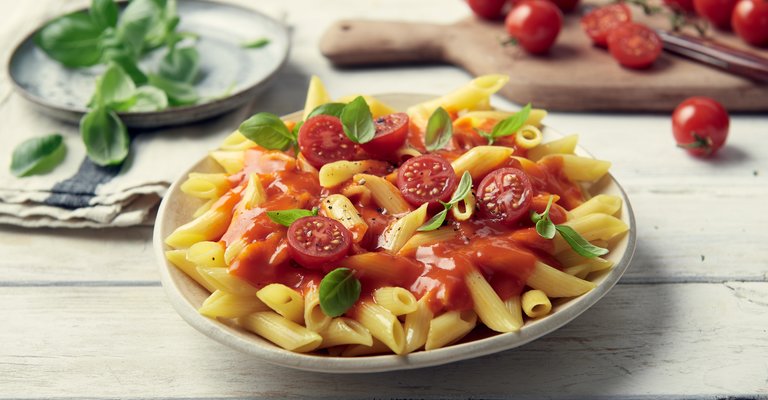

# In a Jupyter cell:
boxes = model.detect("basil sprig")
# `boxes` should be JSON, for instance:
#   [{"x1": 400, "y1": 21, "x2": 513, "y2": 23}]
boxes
[
  {"x1": 531, "y1": 195, "x2": 608, "y2": 258},
  {"x1": 319, "y1": 268, "x2": 361, "y2": 317},
  {"x1": 477, "y1": 103, "x2": 532, "y2": 145},
  {"x1": 418, "y1": 171, "x2": 472, "y2": 231},
  {"x1": 340, "y1": 96, "x2": 375, "y2": 144},
  {"x1": 266, "y1": 207, "x2": 318, "y2": 227},
  {"x1": 241, "y1": 38, "x2": 270, "y2": 49},
  {"x1": 424, "y1": 107, "x2": 453, "y2": 152},
  {"x1": 307, "y1": 102, "x2": 346, "y2": 119},
  {"x1": 10, "y1": 134, "x2": 67, "y2": 177}
]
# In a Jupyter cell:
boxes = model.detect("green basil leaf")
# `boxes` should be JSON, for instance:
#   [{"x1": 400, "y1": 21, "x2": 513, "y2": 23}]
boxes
[
  {"x1": 238, "y1": 112, "x2": 295, "y2": 151},
  {"x1": 447, "y1": 171, "x2": 472, "y2": 206},
  {"x1": 147, "y1": 73, "x2": 198, "y2": 106},
  {"x1": 490, "y1": 103, "x2": 532, "y2": 140},
  {"x1": 291, "y1": 120, "x2": 304, "y2": 141},
  {"x1": 144, "y1": 0, "x2": 179, "y2": 50},
  {"x1": 555, "y1": 225, "x2": 609, "y2": 258},
  {"x1": 129, "y1": 85, "x2": 168, "y2": 112},
  {"x1": 340, "y1": 96, "x2": 375, "y2": 144},
  {"x1": 90, "y1": 0, "x2": 118, "y2": 30},
  {"x1": 307, "y1": 103, "x2": 346, "y2": 119},
  {"x1": 417, "y1": 208, "x2": 448, "y2": 232},
  {"x1": 10, "y1": 134, "x2": 66, "y2": 177},
  {"x1": 101, "y1": 47, "x2": 148, "y2": 85},
  {"x1": 241, "y1": 38, "x2": 270, "y2": 48},
  {"x1": 117, "y1": 0, "x2": 160, "y2": 57},
  {"x1": 530, "y1": 211, "x2": 543, "y2": 224},
  {"x1": 319, "y1": 268, "x2": 361, "y2": 317},
  {"x1": 158, "y1": 46, "x2": 199, "y2": 84},
  {"x1": 80, "y1": 106, "x2": 130, "y2": 166},
  {"x1": 92, "y1": 63, "x2": 137, "y2": 109},
  {"x1": 424, "y1": 107, "x2": 453, "y2": 152},
  {"x1": 34, "y1": 11, "x2": 103, "y2": 67},
  {"x1": 266, "y1": 209, "x2": 315, "y2": 227},
  {"x1": 536, "y1": 218, "x2": 556, "y2": 239}
]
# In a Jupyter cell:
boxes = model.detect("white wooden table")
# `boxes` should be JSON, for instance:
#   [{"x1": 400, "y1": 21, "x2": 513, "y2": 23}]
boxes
[{"x1": 2, "y1": 0, "x2": 767, "y2": 398}]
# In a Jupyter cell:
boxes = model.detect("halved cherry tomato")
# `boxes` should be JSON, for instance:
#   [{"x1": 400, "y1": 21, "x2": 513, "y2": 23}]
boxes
[
  {"x1": 361, "y1": 112, "x2": 410, "y2": 158},
  {"x1": 607, "y1": 22, "x2": 662, "y2": 69},
  {"x1": 581, "y1": 4, "x2": 632, "y2": 47},
  {"x1": 397, "y1": 154, "x2": 458, "y2": 207},
  {"x1": 672, "y1": 96, "x2": 730, "y2": 157},
  {"x1": 732, "y1": 0, "x2": 768, "y2": 46},
  {"x1": 476, "y1": 167, "x2": 533, "y2": 225},
  {"x1": 694, "y1": 0, "x2": 738, "y2": 29},
  {"x1": 664, "y1": 0, "x2": 696, "y2": 12},
  {"x1": 505, "y1": 0, "x2": 563, "y2": 54},
  {"x1": 467, "y1": 0, "x2": 508, "y2": 19},
  {"x1": 287, "y1": 216, "x2": 352, "y2": 270},
  {"x1": 297, "y1": 115, "x2": 356, "y2": 168}
]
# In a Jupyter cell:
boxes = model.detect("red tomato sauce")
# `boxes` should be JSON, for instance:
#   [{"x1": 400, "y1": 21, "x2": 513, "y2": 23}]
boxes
[{"x1": 213, "y1": 120, "x2": 585, "y2": 315}]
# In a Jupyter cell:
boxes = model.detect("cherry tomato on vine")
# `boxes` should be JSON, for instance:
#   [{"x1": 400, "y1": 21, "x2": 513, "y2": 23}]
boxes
[
  {"x1": 607, "y1": 22, "x2": 662, "y2": 69},
  {"x1": 287, "y1": 216, "x2": 352, "y2": 270},
  {"x1": 693, "y1": 0, "x2": 739, "y2": 29},
  {"x1": 298, "y1": 115, "x2": 356, "y2": 168},
  {"x1": 360, "y1": 112, "x2": 410, "y2": 158},
  {"x1": 477, "y1": 167, "x2": 533, "y2": 225},
  {"x1": 467, "y1": 0, "x2": 508, "y2": 19},
  {"x1": 732, "y1": 0, "x2": 768, "y2": 46},
  {"x1": 581, "y1": 4, "x2": 632, "y2": 47},
  {"x1": 672, "y1": 97, "x2": 730, "y2": 157},
  {"x1": 397, "y1": 154, "x2": 458, "y2": 207},
  {"x1": 505, "y1": 0, "x2": 563, "y2": 54},
  {"x1": 664, "y1": 0, "x2": 696, "y2": 12}
]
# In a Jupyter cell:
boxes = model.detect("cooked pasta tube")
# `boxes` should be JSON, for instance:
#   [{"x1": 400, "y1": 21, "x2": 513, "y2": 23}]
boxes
[
  {"x1": 192, "y1": 198, "x2": 216, "y2": 219},
  {"x1": 562, "y1": 264, "x2": 593, "y2": 279},
  {"x1": 165, "y1": 206, "x2": 233, "y2": 249},
  {"x1": 373, "y1": 287, "x2": 418, "y2": 316},
  {"x1": 425, "y1": 310, "x2": 477, "y2": 351},
  {"x1": 181, "y1": 173, "x2": 230, "y2": 199},
  {"x1": 186, "y1": 241, "x2": 227, "y2": 268},
  {"x1": 302, "y1": 75, "x2": 331, "y2": 120},
  {"x1": 378, "y1": 203, "x2": 428, "y2": 254},
  {"x1": 404, "y1": 297, "x2": 434, "y2": 353},
  {"x1": 319, "y1": 160, "x2": 382, "y2": 188},
  {"x1": 341, "y1": 183, "x2": 372, "y2": 206},
  {"x1": 451, "y1": 146, "x2": 514, "y2": 180},
  {"x1": 453, "y1": 109, "x2": 547, "y2": 129},
  {"x1": 515, "y1": 125, "x2": 543, "y2": 149},
  {"x1": 539, "y1": 154, "x2": 611, "y2": 182},
  {"x1": 223, "y1": 237, "x2": 247, "y2": 266},
  {"x1": 354, "y1": 301, "x2": 406, "y2": 354},
  {"x1": 219, "y1": 130, "x2": 256, "y2": 151},
  {"x1": 451, "y1": 191, "x2": 475, "y2": 222},
  {"x1": 397, "y1": 227, "x2": 457, "y2": 256},
  {"x1": 465, "y1": 269, "x2": 522, "y2": 332},
  {"x1": 341, "y1": 337, "x2": 391, "y2": 357},
  {"x1": 165, "y1": 250, "x2": 217, "y2": 292},
  {"x1": 198, "y1": 290, "x2": 269, "y2": 319},
  {"x1": 239, "y1": 311, "x2": 322, "y2": 353},
  {"x1": 569, "y1": 194, "x2": 623, "y2": 219},
  {"x1": 353, "y1": 174, "x2": 411, "y2": 215},
  {"x1": 320, "y1": 194, "x2": 368, "y2": 242},
  {"x1": 304, "y1": 288, "x2": 331, "y2": 332},
  {"x1": 407, "y1": 74, "x2": 509, "y2": 121},
  {"x1": 526, "y1": 261, "x2": 596, "y2": 298},
  {"x1": 236, "y1": 173, "x2": 266, "y2": 211},
  {"x1": 210, "y1": 150, "x2": 245, "y2": 174},
  {"x1": 256, "y1": 283, "x2": 305, "y2": 324},
  {"x1": 196, "y1": 267, "x2": 260, "y2": 297},
  {"x1": 319, "y1": 317, "x2": 373, "y2": 348},
  {"x1": 552, "y1": 213, "x2": 628, "y2": 254},
  {"x1": 503, "y1": 295, "x2": 524, "y2": 328},
  {"x1": 521, "y1": 289, "x2": 552, "y2": 318},
  {"x1": 527, "y1": 134, "x2": 579, "y2": 162}
]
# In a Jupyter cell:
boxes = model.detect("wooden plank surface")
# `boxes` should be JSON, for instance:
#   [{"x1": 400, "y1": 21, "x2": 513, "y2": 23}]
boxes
[{"x1": 1, "y1": 284, "x2": 767, "y2": 399}]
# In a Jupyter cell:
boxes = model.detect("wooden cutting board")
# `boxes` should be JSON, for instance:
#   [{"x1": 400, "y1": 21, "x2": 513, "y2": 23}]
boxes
[{"x1": 319, "y1": 10, "x2": 768, "y2": 112}]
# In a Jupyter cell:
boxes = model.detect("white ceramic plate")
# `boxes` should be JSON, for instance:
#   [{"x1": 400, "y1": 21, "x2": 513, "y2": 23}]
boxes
[
  {"x1": 153, "y1": 94, "x2": 636, "y2": 373},
  {"x1": 7, "y1": 0, "x2": 289, "y2": 128}
]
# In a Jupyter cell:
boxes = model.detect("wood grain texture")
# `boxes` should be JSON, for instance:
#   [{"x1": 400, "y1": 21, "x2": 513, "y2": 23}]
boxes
[
  {"x1": 1, "y1": 284, "x2": 767, "y2": 398},
  {"x1": 320, "y1": 14, "x2": 768, "y2": 112}
]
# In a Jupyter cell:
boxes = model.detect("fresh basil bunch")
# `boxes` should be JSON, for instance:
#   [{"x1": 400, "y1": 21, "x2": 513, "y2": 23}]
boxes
[{"x1": 14, "y1": 0, "x2": 201, "y2": 173}]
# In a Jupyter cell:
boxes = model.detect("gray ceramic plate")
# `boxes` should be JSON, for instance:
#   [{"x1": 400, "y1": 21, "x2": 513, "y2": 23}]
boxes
[
  {"x1": 7, "y1": 0, "x2": 289, "y2": 128},
  {"x1": 153, "y1": 94, "x2": 637, "y2": 373}
]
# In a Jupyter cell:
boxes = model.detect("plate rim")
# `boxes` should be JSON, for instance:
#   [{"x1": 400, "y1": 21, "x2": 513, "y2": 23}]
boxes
[
  {"x1": 153, "y1": 93, "x2": 637, "y2": 373},
  {"x1": 6, "y1": 0, "x2": 290, "y2": 124}
]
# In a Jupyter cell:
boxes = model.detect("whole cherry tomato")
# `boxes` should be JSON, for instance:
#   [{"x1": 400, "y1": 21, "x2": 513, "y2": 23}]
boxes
[
  {"x1": 664, "y1": 0, "x2": 696, "y2": 12},
  {"x1": 732, "y1": 0, "x2": 768, "y2": 46},
  {"x1": 607, "y1": 22, "x2": 663, "y2": 69},
  {"x1": 468, "y1": 0, "x2": 508, "y2": 19},
  {"x1": 581, "y1": 4, "x2": 633, "y2": 47},
  {"x1": 693, "y1": 0, "x2": 739, "y2": 29},
  {"x1": 505, "y1": 0, "x2": 563, "y2": 54},
  {"x1": 672, "y1": 97, "x2": 730, "y2": 157}
]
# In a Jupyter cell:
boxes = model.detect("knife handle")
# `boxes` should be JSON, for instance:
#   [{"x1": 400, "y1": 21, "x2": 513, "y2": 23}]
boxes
[
  {"x1": 320, "y1": 20, "x2": 445, "y2": 66},
  {"x1": 658, "y1": 30, "x2": 768, "y2": 83}
]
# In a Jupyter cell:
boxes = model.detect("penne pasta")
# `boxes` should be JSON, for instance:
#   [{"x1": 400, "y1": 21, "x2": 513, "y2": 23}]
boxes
[
  {"x1": 397, "y1": 226, "x2": 457, "y2": 256},
  {"x1": 465, "y1": 269, "x2": 522, "y2": 332},
  {"x1": 209, "y1": 150, "x2": 245, "y2": 174},
  {"x1": 180, "y1": 173, "x2": 230, "y2": 200},
  {"x1": 354, "y1": 301, "x2": 406, "y2": 354},
  {"x1": 378, "y1": 203, "x2": 428, "y2": 254},
  {"x1": 304, "y1": 288, "x2": 332, "y2": 332},
  {"x1": 199, "y1": 290, "x2": 269, "y2": 319},
  {"x1": 503, "y1": 295, "x2": 524, "y2": 329},
  {"x1": 165, "y1": 249, "x2": 217, "y2": 292},
  {"x1": 319, "y1": 317, "x2": 373, "y2": 348},
  {"x1": 219, "y1": 130, "x2": 256, "y2": 151},
  {"x1": 236, "y1": 173, "x2": 267, "y2": 212},
  {"x1": 527, "y1": 134, "x2": 579, "y2": 162},
  {"x1": 515, "y1": 125, "x2": 543, "y2": 149},
  {"x1": 425, "y1": 310, "x2": 477, "y2": 351},
  {"x1": 373, "y1": 287, "x2": 418, "y2": 316},
  {"x1": 223, "y1": 237, "x2": 248, "y2": 266},
  {"x1": 302, "y1": 75, "x2": 332, "y2": 120},
  {"x1": 453, "y1": 109, "x2": 547, "y2": 130},
  {"x1": 197, "y1": 266, "x2": 260, "y2": 297},
  {"x1": 526, "y1": 261, "x2": 596, "y2": 298},
  {"x1": 553, "y1": 213, "x2": 629, "y2": 254},
  {"x1": 186, "y1": 241, "x2": 227, "y2": 268},
  {"x1": 407, "y1": 74, "x2": 509, "y2": 122},
  {"x1": 192, "y1": 198, "x2": 216, "y2": 219},
  {"x1": 319, "y1": 160, "x2": 379, "y2": 188},
  {"x1": 451, "y1": 190, "x2": 476, "y2": 222},
  {"x1": 256, "y1": 283, "x2": 305, "y2": 324},
  {"x1": 451, "y1": 146, "x2": 514, "y2": 180},
  {"x1": 569, "y1": 194, "x2": 623, "y2": 219},
  {"x1": 521, "y1": 289, "x2": 552, "y2": 318},
  {"x1": 239, "y1": 311, "x2": 322, "y2": 353},
  {"x1": 539, "y1": 154, "x2": 611, "y2": 182},
  {"x1": 341, "y1": 337, "x2": 391, "y2": 357},
  {"x1": 165, "y1": 206, "x2": 233, "y2": 249},
  {"x1": 354, "y1": 173, "x2": 411, "y2": 215},
  {"x1": 404, "y1": 297, "x2": 433, "y2": 353},
  {"x1": 320, "y1": 194, "x2": 368, "y2": 242}
]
